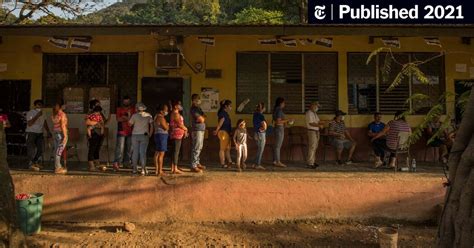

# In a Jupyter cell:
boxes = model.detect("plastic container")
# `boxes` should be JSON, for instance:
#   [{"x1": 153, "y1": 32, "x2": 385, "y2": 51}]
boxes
[
  {"x1": 16, "y1": 193, "x2": 44, "y2": 235},
  {"x1": 378, "y1": 227, "x2": 398, "y2": 248}
]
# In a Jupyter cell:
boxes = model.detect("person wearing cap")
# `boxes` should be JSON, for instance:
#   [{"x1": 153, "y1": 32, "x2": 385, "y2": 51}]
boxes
[
  {"x1": 129, "y1": 102, "x2": 154, "y2": 175},
  {"x1": 113, "y1": 96, "x2": 135, "y2": 171},
  {"x1": 328, "y1": 110, "x2": 357, "y2": 165},
  {"x1": 305, "y1": 102, "x2": 322, "y2": 169}
]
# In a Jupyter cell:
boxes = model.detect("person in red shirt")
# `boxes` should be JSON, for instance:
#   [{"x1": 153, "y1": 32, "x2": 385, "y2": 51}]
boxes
[{"x1": 113, "y1": 96, "x2": 135, "y2": 171}]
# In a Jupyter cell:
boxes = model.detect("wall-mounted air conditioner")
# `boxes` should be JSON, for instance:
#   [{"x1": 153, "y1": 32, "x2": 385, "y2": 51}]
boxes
[{"x1": 155, "y1": 52, "x2": 181, "y2": 69}]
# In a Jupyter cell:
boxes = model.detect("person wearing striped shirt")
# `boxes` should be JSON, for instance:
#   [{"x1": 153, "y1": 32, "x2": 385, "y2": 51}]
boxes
[
  {"x1": 328, "y1": 110, "x2": 357, "y2": 165},
  {"x1": 371, "y1": 110, "x2": 411, "y2": 168}
]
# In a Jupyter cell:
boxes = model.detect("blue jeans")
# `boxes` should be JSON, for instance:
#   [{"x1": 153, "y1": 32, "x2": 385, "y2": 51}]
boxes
[
  {"x1": 114, "y1": 135, "x2": 132, "y2": 165},
  {"x1": 53, "y1": 132, "x2": 67, "y2": 169},
  {"x1": 131, "y1": 134, "x2": 149, "y2": 173},
  {"x1": 273, "y1": 126, "x2": 284, "y2": 162},
  {"x1": 191, "y1": 131, "x2": 204, "y2": 168},
  {"x1": 254, "y1": 132, "x2": 266, "y2": 165}
]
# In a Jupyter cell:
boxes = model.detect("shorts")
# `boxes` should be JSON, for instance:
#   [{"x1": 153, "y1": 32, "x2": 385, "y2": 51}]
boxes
[
  {"x1": 332, "y1": 138, "x2": 353, "y2": 150},
  {"x1": 154, "y1": 133, "x2": 168, "y2": 152},
  {"x1": 217, "y1": 130, "x2": 231, "y2": 150}
]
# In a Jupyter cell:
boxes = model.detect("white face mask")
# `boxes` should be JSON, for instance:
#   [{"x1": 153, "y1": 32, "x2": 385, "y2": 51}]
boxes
[
  {"x1": 341, "y1": 116, "x2": 345, "y2": 121},
  {"x1": 196, "y1": 100, "x2": 202, "y2": 105},
  {"x1": 314, "y1": 107, "x2": 319, "y2": 112},
  {"x1": 228, "y1": 106, "x2": 232, "y2": 111},
  {"x1": 177, "y1": 105, "x2": 183, "y2": 111},
  {"x1": 163, "y1": 111, "x2": 168, "y2": 116}
]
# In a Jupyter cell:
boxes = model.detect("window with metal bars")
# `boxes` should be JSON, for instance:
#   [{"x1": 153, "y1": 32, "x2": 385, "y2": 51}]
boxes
[
  {"x1": 347, "y1": 52, "x2": 445, "y2": 115},
  {"x1": 236, "y1": 52, "x2": 338, "y2": 114},
  {"x1": 42, "y1": 53, "x2": 138, "y2": 111}
]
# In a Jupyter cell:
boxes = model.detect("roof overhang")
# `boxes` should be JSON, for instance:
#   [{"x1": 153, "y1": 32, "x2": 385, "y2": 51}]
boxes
[{"x1": 1, "y1": 24, "x2": 474, "y2": 37}]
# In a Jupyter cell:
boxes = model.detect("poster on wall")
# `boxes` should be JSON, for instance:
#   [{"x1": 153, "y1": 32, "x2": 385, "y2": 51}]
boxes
[{"x1": 201, "y1": 87, "x2": 219, "y2": 112}]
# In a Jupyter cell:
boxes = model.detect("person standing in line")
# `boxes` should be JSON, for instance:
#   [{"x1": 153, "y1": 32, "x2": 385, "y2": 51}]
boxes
[
  {"x1": 51, "y1": 100, "x2": 68, "y2": 174},
  {"x1": 233, "y1": 119, "x2": 248, "y2": 172},
  {"x1": 26, "y1": 100, "x2": 52, "y2": 171},
  {"x1": 153, "y1": 104, "x2": 169, "y2": 176},
  {"x1": 170, "y1": 101, "x2": 188, "y2": 174},
  {"x1": 190, "y1": 94, "x2": 205, "y2": 173},
  {"x1": 129, "y1": 102, "x2": 153, "y2": 176},
  {"x1": 113, "y1": 96, "x2": 135, "y2": 171},
  {"x1": 214, "y1": 100, "x2": 233, "y2": 168},
  {"x1": 85, "y1": 105, "x2": 105, "y2": 172},
  {"x1": 305, "y1": 101, "x2": 322, "y2": 169},
  {"x1": 272, "y1": 97, "x2": 293, "y2": 168},
  {"x1": 251, "y1": 102, "x2": 267, "y2": 170}
]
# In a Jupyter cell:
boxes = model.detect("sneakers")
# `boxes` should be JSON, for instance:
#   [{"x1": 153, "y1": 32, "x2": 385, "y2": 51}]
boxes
[
  {"x1": 191, "y1": 167, "x2": 203, "y2": 173},
  {"x1": 54, "y1": 167, "x2": 67, "y2": 174},
  {"x1": 345, "y1": 160, "x2": 353, "y2": 165},
  {"x1": 112, "y1": 162, "x2": 120, "y2": 172},
  {"x1": 374, "y1": 160, "x2": 383, "y2": 168},
  {"x1": 255, "y1": 165, "x2": 266, "y2": 170},
  {"x1": 30, "y1": 164, "x2": 41, "y2": 171},
  {"x1": 197, "y1": 164, "x2": 206, "y2": 170},
  {"x1": 273, "y1": 161, "x2": 287, "y2": 168}
]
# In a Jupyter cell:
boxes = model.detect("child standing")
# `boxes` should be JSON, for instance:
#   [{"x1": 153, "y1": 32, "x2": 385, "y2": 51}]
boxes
[{"x1": 233, "y1": 119, "x2": 248, "y2": 172}]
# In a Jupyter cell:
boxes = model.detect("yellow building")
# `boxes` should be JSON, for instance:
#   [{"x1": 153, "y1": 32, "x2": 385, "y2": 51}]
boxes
[{"x1": 1, "y1": 25, "x2": 473, "y2": 162}]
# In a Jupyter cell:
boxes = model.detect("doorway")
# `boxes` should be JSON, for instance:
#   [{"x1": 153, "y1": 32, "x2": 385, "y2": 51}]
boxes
[
  {"x1": 141, "y1": 77, "x2": 184, "y2": 116},
  {"x1": 455, "y1": 80, "x2": 473, "y2": 124}
]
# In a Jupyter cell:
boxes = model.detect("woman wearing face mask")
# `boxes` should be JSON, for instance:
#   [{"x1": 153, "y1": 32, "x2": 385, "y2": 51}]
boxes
[
  {"x1": 153, "y1": 104, "x2": 169, "y2": 176},
  {"x1": 170, "y1": 100, "x2": 188, "y2": 174},
  {"x1": 213, "y1": 100, "x2": 233, "y2": 168},
  {"x1": 51, "y1": 100, "x2": 68, "y2": 174},
  {"x1": 305, "y1": 101, "x2": 322, "y2": 169},
  {"x1": 251, "y1": 102, "x2": 267, "y2": 170}
]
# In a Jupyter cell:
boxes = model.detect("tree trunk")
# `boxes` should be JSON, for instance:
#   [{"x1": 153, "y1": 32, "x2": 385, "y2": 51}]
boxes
[
  {"x1": 0, "y1": 124, "x2": 26, "y2": 247},
  {"x1": 438, "y1": 87, "x2": 474, "y2": 248}
]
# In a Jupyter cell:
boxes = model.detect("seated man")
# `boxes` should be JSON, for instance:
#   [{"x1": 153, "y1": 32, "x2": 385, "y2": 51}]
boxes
[
  {"x1": 371, "y1": 110, "x2": 411, "y2": 168},
  {"x1": 426, "y1": 115, "x2": 449, "y2": 164},
  {"x1": 368, "y1": 112, "x2": 386, "y2": 168},
  {"x1": 328, "y1": 110, "x2": 357, "y2": 165}
]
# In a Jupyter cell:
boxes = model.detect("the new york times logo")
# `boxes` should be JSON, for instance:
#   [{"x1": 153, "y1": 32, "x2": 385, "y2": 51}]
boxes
[{"x1": 308, "y1": 0, "x2": 474, "y2": 24}]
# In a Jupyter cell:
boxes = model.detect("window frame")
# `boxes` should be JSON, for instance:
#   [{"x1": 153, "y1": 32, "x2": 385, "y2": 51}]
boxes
[
  {"x1": 236, "y1": 51, "x2": 339, "y2": 114},
  {"x1": 347, "y1": 51, "x2": 445, "y2": 115}
]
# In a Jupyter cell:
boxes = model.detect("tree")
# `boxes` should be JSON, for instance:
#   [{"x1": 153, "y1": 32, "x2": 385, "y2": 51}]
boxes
[
  {"x1": 73, "y1": 2, "x2": 133, "y2": 24},
  {"x1": 0, "y1": 124, "x2": 27, "y2": 247},
  {"x1": 367, "y1": 48, "x2": 474, "y2": 248},
  {"x1": 231, "y1": 7, "x2": 284, "y2": 25}
]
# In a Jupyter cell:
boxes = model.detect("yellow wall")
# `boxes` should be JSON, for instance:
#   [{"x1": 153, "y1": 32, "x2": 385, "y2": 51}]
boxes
[{"x1": 1, "y1": 34, "x2": 473, "y2": 128}]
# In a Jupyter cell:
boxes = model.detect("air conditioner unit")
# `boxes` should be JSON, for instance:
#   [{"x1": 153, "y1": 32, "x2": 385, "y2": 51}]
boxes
[{"x1": 155, "y1": 52, "x2": 180, "y2": 69}]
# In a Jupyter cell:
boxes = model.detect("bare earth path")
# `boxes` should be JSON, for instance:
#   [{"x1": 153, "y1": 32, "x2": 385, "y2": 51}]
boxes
[{"x1": 27, "y1": 220, "x2": 436, "y2": 247}]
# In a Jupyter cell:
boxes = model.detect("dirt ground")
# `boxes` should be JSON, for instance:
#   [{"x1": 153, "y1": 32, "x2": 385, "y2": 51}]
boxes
[{"x1": 26, "y1": 220, "x2": 436, "y2": 247}]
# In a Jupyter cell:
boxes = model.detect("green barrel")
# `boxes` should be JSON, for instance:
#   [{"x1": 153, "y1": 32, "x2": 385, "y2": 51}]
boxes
[{"x1": 16, "y1": 193, "x2": 44, "y2": 235}]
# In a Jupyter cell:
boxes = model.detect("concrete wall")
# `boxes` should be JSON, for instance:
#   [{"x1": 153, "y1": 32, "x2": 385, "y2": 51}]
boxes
[
  {"x1": 1, "y1": 34, "x2": 473, "y2": 162},
  {"x1": 12, "y1": 173, "x2": 445, "y2": 222}
]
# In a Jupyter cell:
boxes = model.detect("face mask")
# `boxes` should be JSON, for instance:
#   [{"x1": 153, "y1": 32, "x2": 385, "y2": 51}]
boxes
[
  {"x1": 314, "y1": 107, "x2": 319, "y2": 112},
  {"x1": 196, "y1": 100, "x2": 202, "y2": 105},
  {"x1": 177, "y1": 105, "x2": 183, "y2": 111},
  {"x1": 163, "y1": 111, "x2": 168, "y2": 116},
  {"x1": 341, "y1": 116, "x2": 345, "y2": 121},
  {"x1": 262, "y1": 108, "x2": 266, "y2": 113}
]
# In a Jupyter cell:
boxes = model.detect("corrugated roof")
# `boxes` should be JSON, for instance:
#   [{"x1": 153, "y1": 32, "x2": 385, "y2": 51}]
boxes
[{"x1": 0, "y1": 24, "x2": 473, "y2": 36}]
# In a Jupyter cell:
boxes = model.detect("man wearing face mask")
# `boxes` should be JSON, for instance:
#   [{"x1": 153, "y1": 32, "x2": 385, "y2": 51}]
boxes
[
  {"x1": 26, "y1": 99, "x2": 52, "y2": 171},
  {"x1": 189, "y1": 94, "x2": 206, "y2": 173},
  {"x1": 113, "y1": 96, "x2": 135, "y2": 171},
  {"x1": 305, "y1": 102, "x2": 322, "y2": 169},
  {"x1": 328, "y1": 110, "x2": 357, "y2": 165}
]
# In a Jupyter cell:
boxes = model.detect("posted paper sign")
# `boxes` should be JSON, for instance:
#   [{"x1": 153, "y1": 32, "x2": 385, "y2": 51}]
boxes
[
  {"x1": 456, "y1": 64, "x2": 467, "y2": 73},
  {"x1": 0, "y1": 63, "x2": 6, "y2": 72},
  {"x1": 200, "y1": 88, "x2": 219, "y2": 112}
]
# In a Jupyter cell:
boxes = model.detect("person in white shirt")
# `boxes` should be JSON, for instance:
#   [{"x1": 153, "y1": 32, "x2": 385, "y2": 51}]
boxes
[
  {"x1": 305, "y1": 102, "x2": 322, "y2": 168},
  {"x1": 26, "y1": 100, "x2": 51, "y2": 171},
  {"x1": 129, "y1": 102, "x2": 153, "y2": 175}
]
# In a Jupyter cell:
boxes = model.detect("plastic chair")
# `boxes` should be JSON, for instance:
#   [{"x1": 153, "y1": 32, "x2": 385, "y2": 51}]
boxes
[{"x1": 393, "y1": 131, "x2": 411, "y2": 172}]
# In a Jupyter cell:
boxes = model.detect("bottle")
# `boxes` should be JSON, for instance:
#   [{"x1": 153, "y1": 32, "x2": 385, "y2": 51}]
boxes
[{"x1": 411, "y1": 159, "x2": 417, "y2": 172}]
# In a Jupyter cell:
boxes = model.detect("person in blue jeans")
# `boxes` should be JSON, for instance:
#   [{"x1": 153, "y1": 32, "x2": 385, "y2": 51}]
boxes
[
  {"x1": 272, "y1": 97, "x2": 293, "y2": 168},
  {"x1": 190, "y1": 94, "x2": 206, "y2": 173},
  {"x1": 252, "y1": 102, "x2": 267, "y2": 170},
  {"x1": 129, "y1": 102, "x2": 153, "y2": 175},
  {"x1": 113, "y1": 96, "x2": 135, "y2": 171}
]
